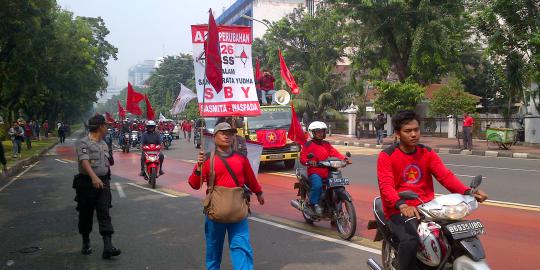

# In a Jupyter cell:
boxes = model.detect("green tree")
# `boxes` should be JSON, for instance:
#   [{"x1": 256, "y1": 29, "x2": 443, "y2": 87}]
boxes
[
  {"x1": 0, "y1": 1, "x2": 117, "y2": 125},
  {"x1": 430, "y1": 79, "x2": 477, "y2": 146},
  {"x1": 474, "y1": 0, "x2": 540, "y2": 120},
  {"x1": 145, "y1": 54, "x2": 195, "y2": 118},
  {"x1": 254, "y1": 7, "x2": 352, "y2": 119},
  {"x1": 331, "y1": 0, "x2": 474, "y2": 85},
  {"x1": 373, "y1": 80, "x2": 424, "y2": 116}
]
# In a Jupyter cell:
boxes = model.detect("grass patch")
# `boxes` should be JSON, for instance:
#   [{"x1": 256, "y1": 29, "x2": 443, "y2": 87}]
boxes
[{"x1": 2, "y1": 137, "x2": 59, "y2": 169}]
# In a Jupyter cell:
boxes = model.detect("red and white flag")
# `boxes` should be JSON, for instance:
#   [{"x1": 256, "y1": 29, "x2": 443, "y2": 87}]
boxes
[{"x1": 170, "y1": 84, "x2": 197, "y2": 115}]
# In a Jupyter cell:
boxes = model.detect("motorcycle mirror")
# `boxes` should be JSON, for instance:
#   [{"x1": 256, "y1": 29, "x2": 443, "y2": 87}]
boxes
[
  {"x1": 398, "y1": 190, "x2": 419, "y2": 200},
  {"x1": 346, "y1": 152, "x2": 351, "y2": 158},
  {"x1": 470, "y1": 175, "x2": 482, "y2": 189},
  {"x1": 307, "y1": 153, "x2": 314, "y2": 159}
]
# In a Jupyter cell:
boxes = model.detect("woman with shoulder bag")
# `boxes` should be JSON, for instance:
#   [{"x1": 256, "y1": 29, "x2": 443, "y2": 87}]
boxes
[{"x1": 188, "y1": 122, "x2": 264, "y2": 270}]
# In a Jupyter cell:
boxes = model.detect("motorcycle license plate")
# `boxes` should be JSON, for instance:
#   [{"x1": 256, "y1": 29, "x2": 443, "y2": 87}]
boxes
[
  {"x1": 444, "y1": 220, "x2": 484, "y2": 240},
  {"x1": 327, "y1": 178, "x2": 350, "y2": 187}
]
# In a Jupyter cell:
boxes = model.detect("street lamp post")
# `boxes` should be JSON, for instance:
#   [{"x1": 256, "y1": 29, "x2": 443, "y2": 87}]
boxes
[{"x1": 240, "y1": 15, "x2": 270, "y2": 29}]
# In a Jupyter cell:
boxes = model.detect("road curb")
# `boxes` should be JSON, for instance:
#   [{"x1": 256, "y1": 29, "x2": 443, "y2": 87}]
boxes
[
  {"x1": 328, "y1": 139, "x2": 540, "y2": 160},
  {"x1": 0, "y1": 129, "x2": 83, "y2": 183}
]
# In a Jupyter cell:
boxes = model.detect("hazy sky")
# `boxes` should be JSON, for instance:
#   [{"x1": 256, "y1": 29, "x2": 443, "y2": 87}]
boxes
[{"x1": 57, "y1": 0, "x2": 238, "y2": 88}]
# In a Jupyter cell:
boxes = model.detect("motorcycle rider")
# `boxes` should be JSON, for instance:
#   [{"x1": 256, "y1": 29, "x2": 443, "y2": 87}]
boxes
[
  {"x1": 377, "y1": 110, "x2": 488, "y2": 270},
  {"x1": 300, "y1": 121, "x2": 351, "y2": 216},
  {"x1": 139, "y1": 121, "x2": 165, "y2": 176}
]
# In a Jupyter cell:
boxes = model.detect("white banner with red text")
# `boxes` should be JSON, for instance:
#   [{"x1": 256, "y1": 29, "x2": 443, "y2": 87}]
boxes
[{"x1": 191, "y1": 25, "x2": 261, "y2": 117}]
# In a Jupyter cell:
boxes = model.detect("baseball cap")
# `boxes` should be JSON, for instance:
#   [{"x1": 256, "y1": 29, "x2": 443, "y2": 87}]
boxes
[{"x1": 213, "y1": 122, "x2": 237, "y2": 135}]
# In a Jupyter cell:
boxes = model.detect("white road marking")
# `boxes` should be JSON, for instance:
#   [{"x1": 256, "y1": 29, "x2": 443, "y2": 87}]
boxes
[
  {"x1": 125, "y1": 183, "x2": 178, "y2": 197},
  {"x1": 249, "y1": 216, "x2": 381, "y2": 255},
  {"x1": 446, "y1": 163, "x2": 540, "y2": 173},
  {"x1": 54, "y1": 159, "x2": 68, "y2": 164},
  {"x1": 115, "y1": 182, "x2": 126, "y2": 198},
  {"x1": 0, "y1": 162, "x2": 39, "y2": 192}
]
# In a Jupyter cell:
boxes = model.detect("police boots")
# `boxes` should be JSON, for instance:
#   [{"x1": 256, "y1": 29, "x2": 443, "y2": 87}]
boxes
[
  {"x1": 102, "y1": 235, "x2": 121, "y2": 259},
  {"x1": 81, "y1": 233, "x2": 92, "y2": 255}
]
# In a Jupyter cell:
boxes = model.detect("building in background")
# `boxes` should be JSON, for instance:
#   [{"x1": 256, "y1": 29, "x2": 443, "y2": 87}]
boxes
[
  {"x1": 216, "y1": 0, "x2": 319, "y2": 39},
  {"x1": 128, "y1": 60, "x2": 156, "y2": 87}
]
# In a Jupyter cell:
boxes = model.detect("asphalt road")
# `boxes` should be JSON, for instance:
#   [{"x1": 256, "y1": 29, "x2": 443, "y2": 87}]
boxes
[{"x1": 0, "y1": 137, "x2": 378, "y2": 270}]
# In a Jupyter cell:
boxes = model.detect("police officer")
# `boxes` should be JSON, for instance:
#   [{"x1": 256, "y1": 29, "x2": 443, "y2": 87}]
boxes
[
  {"x1": 139, "y1": 120, "x2": 165, "y2": 176},
  {"x1": 74, "y1": 114, "x2": 121, "y2": 259}
]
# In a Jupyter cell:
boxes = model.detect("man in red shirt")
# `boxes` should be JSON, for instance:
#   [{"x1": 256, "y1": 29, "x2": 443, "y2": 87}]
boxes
[
  {"x1": 258, "y1": 70, "x2": 275, "y2": 105},
  {"x1": 188, "y1": 122, "x2": 264, "y2": 270},
  {"x1": 184, "y1": 120, "x2": 193, "y2": 142},
  {"x1": 463, "y1": 112, "x2": 474, "y2": 150},
  {"x1": 377, "y1": 110, "x2": 487, "y2": 270},
  {"x1": 300, "y1": 121, "x2": 351, "y2": 216}
]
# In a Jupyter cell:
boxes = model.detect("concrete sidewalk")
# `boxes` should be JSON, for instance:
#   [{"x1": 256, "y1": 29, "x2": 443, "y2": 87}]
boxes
[{"x1": 326, "y1": 134, "x2": 540, "y2": 159}]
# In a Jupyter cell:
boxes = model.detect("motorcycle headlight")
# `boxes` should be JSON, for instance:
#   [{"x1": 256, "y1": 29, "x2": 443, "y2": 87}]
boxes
[
  {"x1": 329, "y1": 160, "x2": 345, "y2": 168},
  {"x1": 429, "y1": 202, "x2": 469, "y2": 220},
  {"x1": 147, "y1": 156, "x2": 158, "y2": 162}
]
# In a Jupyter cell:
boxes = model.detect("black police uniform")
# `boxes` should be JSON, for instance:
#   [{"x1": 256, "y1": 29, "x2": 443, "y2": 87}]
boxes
[{"x1": 74, "y1": 136, "x2": 115, "y2": 236}]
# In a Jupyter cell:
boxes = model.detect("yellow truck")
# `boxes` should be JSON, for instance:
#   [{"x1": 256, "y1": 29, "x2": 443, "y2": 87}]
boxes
[{"x1": 245, "y1": 105, "x2": 300, "y2": 169}]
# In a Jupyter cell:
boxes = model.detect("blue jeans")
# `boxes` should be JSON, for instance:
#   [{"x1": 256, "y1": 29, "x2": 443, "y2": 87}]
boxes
[
  {"x1": 261, "y1": 89, "x2": 275, "y2": 105},
  {"x1": 205, "y1": 217, "x2": 253, "y2": 270},
  {"x1": 309, "y1": 174, "x2": 324, "y2": 205},
  {"x1": 376, "y1": 129, "x2": 384, "y2": 145}
]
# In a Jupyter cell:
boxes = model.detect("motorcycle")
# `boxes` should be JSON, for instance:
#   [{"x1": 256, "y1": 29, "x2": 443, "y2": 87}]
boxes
[
  {"x1": 141, "y1": 144, "x2": 161, "y2": 189},
  {"x1": 120, "y1": 133, "x2": 130, "y2": 153},
  {"x1": 162, "y1": 131, "x2": 172, "y2": 150},
  {"x1": 290, "y1": 152, "x2": 357, "y2": 240},
  {"x1": 130, "y1": 131, "x2": 140, "y2": 148},
  {"x1": 194, "y1": 130, "x2": 201, "y2": 149},
  {"x1": 366, "y1": 175, "x2": 489, "y2": 270}
]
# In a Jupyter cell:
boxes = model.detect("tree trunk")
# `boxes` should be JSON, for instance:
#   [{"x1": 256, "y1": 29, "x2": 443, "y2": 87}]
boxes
[
  {"x1": 455, "y1": 114, "x2": 461, "y2": 148},
  {"x1": 506, "y1": 95, "x2": 512, "y2": 128}
]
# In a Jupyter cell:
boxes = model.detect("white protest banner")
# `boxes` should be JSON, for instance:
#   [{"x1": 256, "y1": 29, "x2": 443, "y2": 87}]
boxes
[{"x1": 191, "y1": 25, "x2": 261, "y2": 117}]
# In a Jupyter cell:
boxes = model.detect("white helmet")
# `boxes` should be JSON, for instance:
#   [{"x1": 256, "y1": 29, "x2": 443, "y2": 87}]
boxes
[
  {"x1": 308, "y1": 121, "x2": 327, "y2": 139},
  {"x1": 146, "y1": 120, "x2": 156, "y2": 127}
]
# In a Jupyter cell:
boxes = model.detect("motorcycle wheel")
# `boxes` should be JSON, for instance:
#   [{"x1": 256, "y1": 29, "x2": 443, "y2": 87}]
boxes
[
  {"x1": 382, "y1": 240, "x2": 398, "y2": 270},
  {"x1": 150, "y1": 167, "x2": 157, "y2": 189},
  {"x1": 126, "y1": 146, "x2": 130, "y2": 153},
  {"x1": 336, "y1": 200, "x2": 357, "y2": 240},
  {"x1": 165, "y1": 143, "x2": 169, "y2": 150}
]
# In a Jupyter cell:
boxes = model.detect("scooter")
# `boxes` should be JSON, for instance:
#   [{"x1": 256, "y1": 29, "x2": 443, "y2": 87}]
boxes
[
  {"x1": 366, "y1": 175, "x2": 490, "y2": 270},
  {"x1": 162, "y1": 131, "x2": 172, "y2": 150},
  {"x1": 130, "y1": 131, "x2": 140, "y2": 149},
  {"x1": 290, "y1": 152, "x2": 357, "y2": 240},
  {"x1": 141, "y1": 144, "x2": 161, "y2": 189}
]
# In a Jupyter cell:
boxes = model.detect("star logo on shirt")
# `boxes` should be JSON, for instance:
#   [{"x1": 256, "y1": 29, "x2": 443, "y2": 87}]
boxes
[{"x1": 403, "y1": 164, "x2": 422, "y2": 184}]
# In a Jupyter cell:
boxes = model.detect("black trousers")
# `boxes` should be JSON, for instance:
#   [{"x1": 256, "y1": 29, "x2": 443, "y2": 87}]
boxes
[
  {"x1": 75, "y1": 174, "x2": 114, "y2": 236},
  {"x1": 388, "y1": 214, "x2": 420, "y2": 270}
]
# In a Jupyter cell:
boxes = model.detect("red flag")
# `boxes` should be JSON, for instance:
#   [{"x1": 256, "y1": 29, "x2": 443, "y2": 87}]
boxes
[
  {"x1": 105, "y1": 112, "x2": 115, "y2": 123},
  {"x1": 205, "y1": 9, "x2": 223, "y2": 93},
  {"x1": 287, "y1": 103, "x2": 306, "y2": 146},
  {"x1": 117, "y1": 100, "x2": 126, "y2": 119},
  {"x1": 255, "y1": 58, "x2": 261, "y2": 86},
  {"x1": 126, "y1": 82, "x2": 144, "y2": 115},
  {"x1": 279, "y1": 50, "x2": 300, "y2": 94},
  {"x1": 144, "y1": 95, "x2": 155, "y2": 120},
  {"x1": 256, "y1": 129, "x2": 287, "y2": 148}
]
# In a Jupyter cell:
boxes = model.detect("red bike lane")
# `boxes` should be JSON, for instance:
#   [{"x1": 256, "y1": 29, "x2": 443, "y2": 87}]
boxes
[{"x1": 59, "y1": 146, "x2": 539, "y2": 269}]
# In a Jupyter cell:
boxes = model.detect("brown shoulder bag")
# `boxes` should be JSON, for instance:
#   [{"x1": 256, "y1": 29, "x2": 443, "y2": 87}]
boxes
[{"x1": 202, "y1": 152, "x2": 249, "y2": 223}]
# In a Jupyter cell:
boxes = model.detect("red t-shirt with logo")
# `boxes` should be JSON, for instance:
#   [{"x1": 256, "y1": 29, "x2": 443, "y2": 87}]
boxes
[
  {"x1": 377, "y1": 144, "x2": 470, "y2": 219},
  {"x1": 300, "y1": 140, "x2": 345, "y2": 179}
]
